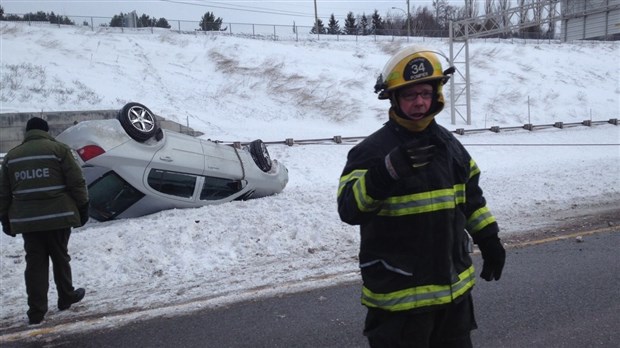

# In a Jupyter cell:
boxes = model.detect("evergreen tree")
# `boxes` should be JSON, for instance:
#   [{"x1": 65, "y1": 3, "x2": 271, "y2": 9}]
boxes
[
  {"x1": 23, "y1": 11, "x2": 48, "y2": 21},
  {"x1": 0, "y1": 6, "x2": 4, "y2": 20},
  {"x1": 371, "y1": 10, "x2": 384, "y2": 35},
  {"x1": 49, "y1": 12, "x2": 74, "y2": 25},
  {"x1": 49, "y1": 12, "x2": 58, "y2": 24},
  {"x1": 327, "y1": 14, "x2": 340, "y2": 35},
  {"x1": 359, "y1": 13, "x2": 369, "y2": 35},
  {"x1": 110, "y1": 13, "x2": 125, "y2": 27},
  {"x1": 137, "y1": 14, "x2": 155, "y2": 27},
  {"x1": 199, "y1": 12, "x2": 223, "y2": 31},
  {"x1": 344, "y1": 12, "x2": 357, "y2": 35},
  {"x1": 4, "y1": 13, "x2": 20, "y2": 21},
  {"x1": 310, "y1": 18, "x2": 326, "y2": 34},
  {"x1": 11, "y1": 11, "x2": 73, "y2": 24},
  {"x1": 155, "y1": 17, "x2": 171, "y2": 29}
]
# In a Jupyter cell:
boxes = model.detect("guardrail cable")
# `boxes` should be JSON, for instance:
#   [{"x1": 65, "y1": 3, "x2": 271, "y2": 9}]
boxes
[{"x1": 217, "y1": 118, "x2": 619, "y2": 147}]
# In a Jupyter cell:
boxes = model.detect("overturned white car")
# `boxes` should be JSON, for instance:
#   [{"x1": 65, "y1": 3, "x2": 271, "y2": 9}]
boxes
[{"x1": 56, "y1": 102, "x2": 288, "y2": 221}]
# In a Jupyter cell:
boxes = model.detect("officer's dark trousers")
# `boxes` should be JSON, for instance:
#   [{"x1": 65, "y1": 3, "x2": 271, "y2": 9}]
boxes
[
  {"x1": 364, "y1": 293, "x2": 477, "y2": 348},
  {"x1": 22, "y1": 228, "x2": 75, "y2": 320}
]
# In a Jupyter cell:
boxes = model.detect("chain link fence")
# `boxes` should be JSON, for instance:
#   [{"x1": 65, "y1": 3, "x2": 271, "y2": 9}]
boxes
[{"x1": 2, "y1": 12, "x2": 572, "y2": 44}]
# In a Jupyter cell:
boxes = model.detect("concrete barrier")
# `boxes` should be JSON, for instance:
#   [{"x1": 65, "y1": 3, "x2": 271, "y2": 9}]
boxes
[{"x1": 0, "y1": 110, "x2": 202, "y2": 153}]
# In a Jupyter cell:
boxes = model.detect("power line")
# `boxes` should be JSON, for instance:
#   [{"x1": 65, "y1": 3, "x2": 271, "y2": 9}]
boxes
[
  {"x1": 159, "y1": 0, "x2": 432, "y2": 20},
  {"x1": 160, "y1": 0, "x2": 316, "y2": 18}
]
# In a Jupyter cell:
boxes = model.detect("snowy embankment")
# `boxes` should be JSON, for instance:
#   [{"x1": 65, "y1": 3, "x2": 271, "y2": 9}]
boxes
[{"x1": 0, "y1": 23, "x2": 618, "y2": 335}]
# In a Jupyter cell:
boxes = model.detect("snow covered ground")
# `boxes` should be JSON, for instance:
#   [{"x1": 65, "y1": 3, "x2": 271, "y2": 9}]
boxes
[{"x1": 0, "y1": 22, "x2": 619, "y2": 336}]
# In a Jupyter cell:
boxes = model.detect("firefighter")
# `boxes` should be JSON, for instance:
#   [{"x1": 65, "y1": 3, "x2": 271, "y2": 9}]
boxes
[{"x1": 337, "y1": 46, "x2": 506, "y2": 347}]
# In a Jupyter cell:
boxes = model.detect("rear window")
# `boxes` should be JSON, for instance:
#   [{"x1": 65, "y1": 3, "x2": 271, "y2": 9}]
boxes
[
  {"x1": 88, "y1": 172, "x2": 145, "y2": 221},
  {"x1": 200, "y1": 176, "x2": 243, "y2": 201}
]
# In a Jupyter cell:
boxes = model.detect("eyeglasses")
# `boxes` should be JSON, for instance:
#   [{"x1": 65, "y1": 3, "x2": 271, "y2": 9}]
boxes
[{"x1": 399, "y1": 91, "x2": 434, "y2": 101}]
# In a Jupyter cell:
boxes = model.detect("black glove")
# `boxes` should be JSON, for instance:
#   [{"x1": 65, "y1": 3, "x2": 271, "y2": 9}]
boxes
[
  {"x1": 78, "y1": 202, "x2": 90, "y2": 226},
  {"x1": 384, "y1": 138, "x2": 436, "y2": 180},
  {"x1": 477, "y1": 236, "x2": 506, "y2": 281},
  {"x1": 1, "y1": 215, "x2": 15, "y2": 237}
]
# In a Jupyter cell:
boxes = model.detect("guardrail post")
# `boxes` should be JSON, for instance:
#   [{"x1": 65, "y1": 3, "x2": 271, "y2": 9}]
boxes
[
  {"x1": 553, "y1": 122, "x2": 563, "y2": 129},
  {"x1": 333, "y1": 135, "x2": 342, "y2": 144},
  {"x1": 609, "y1": 118, "x2": 618, "y2": 125},
  {"x1": 490, "y1": 126, "x2": 500, "y2": 133},
  {"x1": 523, "y1": 124, "x2": 533, "y2": 131},
  {"x1": 582, "y1": 120, "x2": 592, "y2": 126},
  {"x1": 285, "y1": 138, "x2": 295, "y2": 146}
]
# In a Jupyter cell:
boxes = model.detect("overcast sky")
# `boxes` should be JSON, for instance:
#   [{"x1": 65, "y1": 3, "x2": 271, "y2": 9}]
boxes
[{"x1": 1, "y1": 0, "x2": 464, "y2": 26}]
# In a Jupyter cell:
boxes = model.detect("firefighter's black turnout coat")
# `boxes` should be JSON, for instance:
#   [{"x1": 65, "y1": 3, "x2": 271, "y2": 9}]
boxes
[{"x1": 337, "y1": 118, "x2": 499, "y2": 312}]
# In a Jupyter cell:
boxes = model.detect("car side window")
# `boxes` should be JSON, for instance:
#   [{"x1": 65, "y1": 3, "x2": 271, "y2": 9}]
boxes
[
  {"x1": 89, "y1": 172, "x2": 145, "y2": 221},
  {"x1": 200, "y1": 176, "x2": 244, "y2": 201},
  {"x1": 148, "y1": 169, "x2": 197, "y2": 198}
]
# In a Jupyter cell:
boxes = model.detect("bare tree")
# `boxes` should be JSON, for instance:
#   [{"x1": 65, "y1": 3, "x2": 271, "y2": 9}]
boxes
[
  {"x1": 484, "y1": 0, "x2": 495, "y2": 15},
  {"x1": 463, "y1": 0, "x2": 479, "y2": 18},
  {"x1": 496, "y1": 0, "x2": 511, "y2": 36},
  {"x1": 517, "y1": 0, "x2": 527, "y2": 26},
  {"x1": 433, "y1": 0, "x2": 454, "y2": 31},
  {"x1": 547, "y1": 0, "x2": 558, "y2": 38},
  {"x1": 532, "y1": 0, "x2": 544, "y2": 25},
  {"x1": 412, "y1": 6, "x2": 441, "y2": 36}
]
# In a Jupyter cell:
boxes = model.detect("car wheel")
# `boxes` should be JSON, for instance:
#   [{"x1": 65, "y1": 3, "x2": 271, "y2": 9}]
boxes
[
  {"x1": 249, "y1": 139, "x2": 272, "y2": 172},
  {"x1": 117, "y1": 102, "x2": 160, "y2": 142}
]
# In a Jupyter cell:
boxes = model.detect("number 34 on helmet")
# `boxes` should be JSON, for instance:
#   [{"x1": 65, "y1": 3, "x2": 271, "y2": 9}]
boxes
[{"x1": 374, "y1": 46, "x2": 455, "y2": 100}]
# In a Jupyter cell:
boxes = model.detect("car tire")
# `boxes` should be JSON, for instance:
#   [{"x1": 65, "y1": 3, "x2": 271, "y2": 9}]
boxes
[
  {"x1": 249, "y1": 139, "x2": 272, "y2": 172},
  {"x1": 117, "y1": 102, "x2": 160, "y2": 142}
]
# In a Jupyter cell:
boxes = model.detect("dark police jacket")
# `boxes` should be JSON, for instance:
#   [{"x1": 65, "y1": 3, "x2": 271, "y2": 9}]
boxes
[
  {"x1": 337, "y1": 119, "x2": 499, "y2": 312},
  {"x1": 0, "y1": 130, "x2": 88, "y2": 234}
]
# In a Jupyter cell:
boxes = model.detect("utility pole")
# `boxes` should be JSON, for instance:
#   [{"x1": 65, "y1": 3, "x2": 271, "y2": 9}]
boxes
[
  {"x1": 391, "y1": 2, "x2": 410, "y2": 42},
  {"x1": 406, "y1": 0, "x2": 410, "y2": 41},
  {"x1": 313, "y1": 0, "x2": 319, "y2": 36}
]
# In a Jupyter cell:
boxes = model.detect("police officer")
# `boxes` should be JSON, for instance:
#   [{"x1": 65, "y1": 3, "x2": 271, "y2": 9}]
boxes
[
  {"x1": 337, "y1": 46, "x2": 506, "y2": 347},
  {"x1": 1, "y1": 117, "x2": 89, "y2": 325}
]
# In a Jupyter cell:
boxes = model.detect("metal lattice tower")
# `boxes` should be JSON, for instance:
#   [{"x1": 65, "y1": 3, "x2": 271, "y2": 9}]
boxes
[{"x1": 448, "y1": 1, "x2": 562, "y2": 125}]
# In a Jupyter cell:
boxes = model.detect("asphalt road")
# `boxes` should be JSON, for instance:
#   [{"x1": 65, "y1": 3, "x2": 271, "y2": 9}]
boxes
[{"x1": 2, "y1": 226, "x2": 619, "y2": 348}]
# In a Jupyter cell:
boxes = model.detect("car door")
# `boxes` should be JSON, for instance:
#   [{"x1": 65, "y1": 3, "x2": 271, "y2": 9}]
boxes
[
  {"x1": 200, "y1": 139, "x2": 244, "y2": 179},
  {"x1": 149, "y1": 131, "x2": 205, "y2": 175},
  {"x1": 145, "y1": 131, "x2": 205, "y2": 201}
]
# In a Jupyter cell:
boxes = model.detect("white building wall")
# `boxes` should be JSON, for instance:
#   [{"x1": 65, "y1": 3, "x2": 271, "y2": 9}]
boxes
[{"x1": 562, "y1": 0, "x2": 620, "y2": 40}]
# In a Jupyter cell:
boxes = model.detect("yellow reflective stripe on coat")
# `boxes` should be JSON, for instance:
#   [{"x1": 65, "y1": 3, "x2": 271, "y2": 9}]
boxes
[
  {"x1": 469, "y1": 159, "x2": 480, "y2": 178},
  {"x1": 378, "y1": 184, "x2": 465, "y2": 216},
  {"x1": 339, "y1": 170, "x2": 382, "y2": 212},
  {"x1": 338, "y1": 170, "x2": 366, "y2": 197},
  {"x1": 467, "y1": 206, "x2": 496, "y2": 234},
  {"x1": 361, "y1": 266, "x2": 476, "y2": 311},
  {"x1": 339, "y1": 170, "x2": 467, "y2": 215}
]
